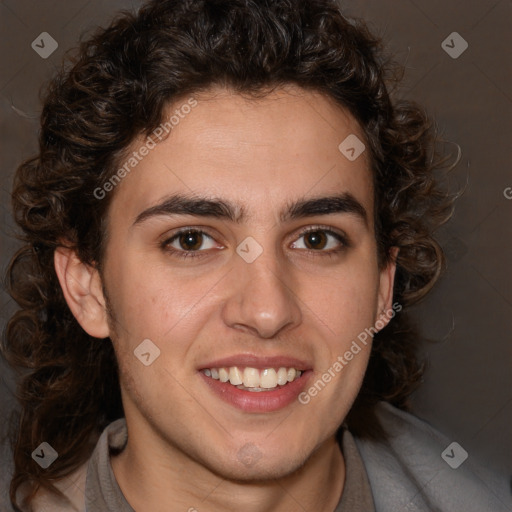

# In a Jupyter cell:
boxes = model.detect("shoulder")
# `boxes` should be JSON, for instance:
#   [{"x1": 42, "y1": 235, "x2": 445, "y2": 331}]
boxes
[
  {"x1": 29, "y1": 419, "x2": 127, "y2": 512},
  {"x1": 353, "y1": 402, "x2": 511, "y2": 512},
  {"x1": 30, "y1": 462, "x2": 88, "y2": 512}
]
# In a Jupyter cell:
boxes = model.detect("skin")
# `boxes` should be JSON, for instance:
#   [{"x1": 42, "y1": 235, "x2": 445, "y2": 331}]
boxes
[{"x1": 55, "y1": 85, "x2": 396, "y2": 512}]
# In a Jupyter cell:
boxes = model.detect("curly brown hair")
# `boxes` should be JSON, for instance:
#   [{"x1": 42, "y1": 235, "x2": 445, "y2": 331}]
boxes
[{"x1": 2, "y1": 0, "x2": 455, "y2": 509}]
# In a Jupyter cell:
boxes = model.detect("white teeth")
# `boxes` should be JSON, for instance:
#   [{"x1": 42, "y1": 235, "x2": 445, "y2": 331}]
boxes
[
  {"x1": 260, "y1": 368, "x2": 278, "y2": 388},
  {"x1": 236, "y1": 386, "x2": 267, "y2": 392},
  {"x1": 218, "y1": 367, "x2": 229, "y2": 382},
  {"x1": 277, "y1": 367, "x2": 288, "y2": 386},
  {"x1": 229, "y1": 367, "x2": 243, "y2": 386},
  {"x1": 203, "y1": 366, "x2": 303, "y2": 390},
  {"x1": 243, "y1": 367, "x2": 260, "y2": 388}
]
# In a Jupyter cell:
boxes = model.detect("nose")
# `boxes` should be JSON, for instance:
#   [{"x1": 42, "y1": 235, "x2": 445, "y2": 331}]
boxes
[{"x1": 221, "y1": 252, "x2": 302, "y2": 339}]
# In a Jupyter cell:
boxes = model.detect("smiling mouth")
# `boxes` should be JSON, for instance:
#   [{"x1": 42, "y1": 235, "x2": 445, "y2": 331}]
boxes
[{"x1": 202, "y1": 366, "x2": 303, "y2": 392}]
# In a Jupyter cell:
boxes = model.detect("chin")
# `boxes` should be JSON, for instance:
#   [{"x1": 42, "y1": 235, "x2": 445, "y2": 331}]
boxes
[{"x1": 201, "y1": 445, "x2": 310, "y2": 483}]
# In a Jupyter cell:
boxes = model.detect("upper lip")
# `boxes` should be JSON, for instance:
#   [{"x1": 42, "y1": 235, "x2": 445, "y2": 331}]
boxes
[{"x1": 198, "y1": 354, "x2": 312, "y2": 371}]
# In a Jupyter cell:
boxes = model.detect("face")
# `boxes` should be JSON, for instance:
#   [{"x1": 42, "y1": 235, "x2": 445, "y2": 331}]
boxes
[{"x1": 87, "y1": 86, "x2": 395, "y2": 480}]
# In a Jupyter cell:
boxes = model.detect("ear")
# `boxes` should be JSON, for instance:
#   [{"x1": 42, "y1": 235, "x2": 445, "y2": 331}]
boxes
[
  {"x1": 375, "y1": 246, "x2": 399, "y2": 329},
  {"x1": 54, "y1": 246, "x2": 110, "y2": 339}
]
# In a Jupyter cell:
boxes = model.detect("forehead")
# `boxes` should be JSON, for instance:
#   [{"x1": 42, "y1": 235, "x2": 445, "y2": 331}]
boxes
[{"x1": 109, "y1": 86, "x2": 374, "y2": 226}]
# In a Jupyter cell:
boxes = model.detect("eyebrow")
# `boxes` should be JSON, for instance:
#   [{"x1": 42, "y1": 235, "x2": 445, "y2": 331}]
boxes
[{"x1": 132, "y1": 192, "x2": 368, "y2": 227}]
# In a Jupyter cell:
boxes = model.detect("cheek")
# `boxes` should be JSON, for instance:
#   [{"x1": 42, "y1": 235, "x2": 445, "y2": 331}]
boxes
[
  {"x1": 105, "y1": 254, "x2": 217, "y2": 341},
  {"x1": 302, "y1": 263, "x2": 380, "y2": 340}
]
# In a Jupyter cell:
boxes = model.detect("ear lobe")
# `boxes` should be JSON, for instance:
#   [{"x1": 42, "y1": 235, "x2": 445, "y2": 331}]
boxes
[
  {"x1": 54, "y1": 247, "x2": 110, "y2": 339},
  {"x1": 375, "y1": 246, "x2": 399, "y2": 329}
]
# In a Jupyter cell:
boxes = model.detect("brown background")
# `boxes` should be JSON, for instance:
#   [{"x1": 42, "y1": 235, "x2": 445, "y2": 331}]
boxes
[{"x1": 1, "y1": 0, "x2": 511, "y2": 509}]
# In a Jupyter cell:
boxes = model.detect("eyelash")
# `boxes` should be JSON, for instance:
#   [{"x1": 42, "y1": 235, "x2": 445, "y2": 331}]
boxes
[{"x1": 161, "y1": 226, "x2": 349, "y2": 260}]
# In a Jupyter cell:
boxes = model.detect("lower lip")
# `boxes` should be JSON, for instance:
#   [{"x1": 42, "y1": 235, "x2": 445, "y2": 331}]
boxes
[{"x1": 200, "y1": 371, "x2": 311, "y2": 413}]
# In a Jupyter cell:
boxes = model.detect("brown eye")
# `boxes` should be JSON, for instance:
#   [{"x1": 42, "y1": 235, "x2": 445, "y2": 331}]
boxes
[
  {"x1": 178, "y1": 231, "x2": 204, "y2": 250},
  {"x1": 304, "y1": 231, "x2": 328, "y2": 250},
  {"x1": 290, "y1": 227, "x2": 348, "y2": 254},
  {"x1": 162, "y1": 229, "x2": 220, "y2": 260}
]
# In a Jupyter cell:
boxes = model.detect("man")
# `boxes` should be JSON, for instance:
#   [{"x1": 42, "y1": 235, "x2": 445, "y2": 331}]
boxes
[{"x1": 3, "y1": 0, "x2": 509, "y2": 511}]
